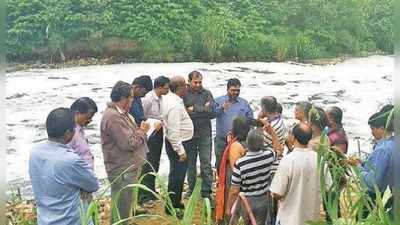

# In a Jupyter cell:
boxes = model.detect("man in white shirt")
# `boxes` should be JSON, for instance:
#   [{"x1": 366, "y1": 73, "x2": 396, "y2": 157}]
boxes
[
  {"x1": 270, "y1": 123, "x2": 332, "y2": 225},
  {"x1": 161, "y1": 76, "x2": 194, "y2": 217}
]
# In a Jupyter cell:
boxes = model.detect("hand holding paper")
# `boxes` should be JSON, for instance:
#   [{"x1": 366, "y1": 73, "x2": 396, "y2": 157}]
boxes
[{"x1": 146, "y1": 118, "x2": 162, "y2": 139}]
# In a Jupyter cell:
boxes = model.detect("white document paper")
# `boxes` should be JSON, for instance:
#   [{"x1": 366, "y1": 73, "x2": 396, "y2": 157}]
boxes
[{"x1": 146, "y1": 118, "x2": 161, "y2": 139}]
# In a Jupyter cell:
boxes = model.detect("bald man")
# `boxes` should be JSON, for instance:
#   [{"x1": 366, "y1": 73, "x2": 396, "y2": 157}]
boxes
[
  {"x1": 161, "y1": 76, "x2": 194, "y2": 217},
  {"x1": 270, "y1": 123, "x2": 332, "y2": 225}
]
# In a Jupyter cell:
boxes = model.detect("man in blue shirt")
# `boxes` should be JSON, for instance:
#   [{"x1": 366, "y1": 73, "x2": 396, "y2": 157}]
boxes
[
  {"x1": 214, "y1": 78, "x2": 253, "y2": 171},
  {"x1": 29, "y1": 108, "x2": 99, "y2": 225},
  {"x1": 130, "y1": 75, "x2": 153, "y2": 125},
  {"x1": 356, "y1": 104, "x2": 394, "y2": 219}
]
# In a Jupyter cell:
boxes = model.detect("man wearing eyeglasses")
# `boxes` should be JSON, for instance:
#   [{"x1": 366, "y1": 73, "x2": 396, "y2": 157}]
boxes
[
  {"x1": 214, "y1": 78, "x2": 254, "y2": 172},
  {"x1": 101, "y1": 81, "x2": 150, "y2": 225},
  {"x1": 130, "y1": 75, "x2": 153, "y2": 125},
  {"x1": 138, "y1": 76, "x2": 170, "y2": 207}
]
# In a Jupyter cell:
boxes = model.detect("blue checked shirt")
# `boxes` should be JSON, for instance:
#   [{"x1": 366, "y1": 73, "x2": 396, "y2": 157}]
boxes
[{"x1": 215, "y1": 94, "x2": 253, "y2": 138}]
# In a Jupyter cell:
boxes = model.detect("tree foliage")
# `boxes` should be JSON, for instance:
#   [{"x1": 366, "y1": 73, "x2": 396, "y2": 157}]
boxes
[{"x1": 6, "y1": 0, "x2": 393, "y2": 62}]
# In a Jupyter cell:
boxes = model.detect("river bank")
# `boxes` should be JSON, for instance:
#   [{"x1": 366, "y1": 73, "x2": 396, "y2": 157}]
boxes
[{"x1": 6, "y1": 56, "x2": 352, "y2": 73}]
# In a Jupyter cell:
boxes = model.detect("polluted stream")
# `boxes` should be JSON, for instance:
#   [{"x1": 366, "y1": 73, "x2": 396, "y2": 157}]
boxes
[{"x1": 6, "y1": 55, "x2": 393, "y2": 197}]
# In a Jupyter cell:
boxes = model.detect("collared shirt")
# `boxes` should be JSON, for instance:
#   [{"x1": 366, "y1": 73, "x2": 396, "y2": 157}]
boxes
[
  {"x1": 130, "y1": 96, "x2": 145, "y2": 125},
  {"x1": 270, "y1": 147, "x2": 332, "y2": 225},
  {"x1": 101, "y1": 103, "x2": 148, "y2": 175},
  {"x1": 215, "y1": 94, "x2": 254, "y2": 138},
  {"x1": 231, "y1": 150, "x2": 275, "y2": 196},
  {"x1": 161, "y1": 92, "x2": 194, "y2": 155},
  {"x1": 142, "y1": 90, "x2": 162, "y2": 120},
  {"x1": 328, "y1": 127, "x2": 348, "y2": 154},
  {"x1": 360, "y1": 136, "x2": 394, "y2": 193},
  {"x1": 69, "y1": 124, "x2": 94, "y2": 170},
  {"x1": 29, "y1": 141, "x2": 99, "y2": 225}
]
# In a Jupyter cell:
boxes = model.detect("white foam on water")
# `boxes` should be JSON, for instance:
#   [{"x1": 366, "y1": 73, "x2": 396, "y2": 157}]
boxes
[{"x1": 6, "y1": 55, "x2": 393, "y2": 193}]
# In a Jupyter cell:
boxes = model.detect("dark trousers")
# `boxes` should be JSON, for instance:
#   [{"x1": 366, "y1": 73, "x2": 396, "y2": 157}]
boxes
[
  {"x1": 186, "y1": 135, "x2": 213, "y2": 196},
  {"x1": 166, "y1": 138, "x2": 189, "y2": 208},
  {"x1": 138, "y1": 129, "x2": 163, "y2": 204},
  {"x1": 109, "y1": 168, "x2": 141, "y2": 225},
  {"x1": 214, "y1": 136, "x2": 228, "y2": 173},
  {"x1": 229, "y1": 194, "x2": 273, "y2": 225}
]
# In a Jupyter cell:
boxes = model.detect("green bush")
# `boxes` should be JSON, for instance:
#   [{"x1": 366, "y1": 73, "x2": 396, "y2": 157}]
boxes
[
  {"x1": 234, "y1": 33, "x2": 274, "y2": 61},
  {"x1": 142, "y1": 38, "x2": 175, "y2": 62},
  {"x1": 6, "y1": 0, "x2": 394, "y2": 62},
  {"x1": 272, "y1": 34, "x2": 291, "y2": 62},
  {"x1": 293, "y1": 32, "x2": 320, "y2": 61},
  {"x1": 192, "y1": 9, "x2": 235, "y2": 62}
]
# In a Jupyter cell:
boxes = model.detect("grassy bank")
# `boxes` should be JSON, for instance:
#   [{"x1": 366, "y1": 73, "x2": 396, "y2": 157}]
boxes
[
  {"x1": 7, "y1": 164, "x2": 213, "y2": 225},
  {"x1": 6, "y1": 156, "x2": 394, "y2": 225},
  {"x1": 6, "y1": 177, "x2": 393, "y2": 225}
]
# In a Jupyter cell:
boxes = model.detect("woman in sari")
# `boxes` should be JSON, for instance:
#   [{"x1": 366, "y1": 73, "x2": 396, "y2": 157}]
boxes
[{"x1": 215, "y1": 116, "x2": 251, "y2": 224}]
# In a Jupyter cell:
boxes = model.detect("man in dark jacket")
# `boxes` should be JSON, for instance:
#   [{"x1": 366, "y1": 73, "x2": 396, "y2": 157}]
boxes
[
  {"x1": 183, "y1": 71, "x2": 216, "y2": 199},
  {"x1": 130, "y1": 75, "x2": 153, "y2": 125}
]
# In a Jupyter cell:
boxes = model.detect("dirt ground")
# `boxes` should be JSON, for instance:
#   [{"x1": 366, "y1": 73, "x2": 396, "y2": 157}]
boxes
[
  {"x1": 6, "y1": 196, "x2": 207, "y2": 225},
  {"x1": 9, "y1": 182, "x2": 361, "y2": 225}
]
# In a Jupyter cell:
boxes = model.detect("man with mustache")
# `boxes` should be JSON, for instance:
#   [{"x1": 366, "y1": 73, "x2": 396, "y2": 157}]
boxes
[
  {"x1": 101, "y1": 81, "x2": 150, "y2": 224},
  {"x1": 29, "y1": 108, "x2": 99, "y2": 225},
  {"x1": 69, "y1": 97, "x2": 98, "y2": 224},
  {"x1": 161, "y1": 76, "x2": 194, "y2": 218},
  {"x1": 183, "y1": 71, "x2": 216, "y2": 200},
  {"x1": 70, "y1": 97, "x2": 98, "y2": 171},
  {"x1": 214, "y1": 78, "x2": 253, "y2": 172}
]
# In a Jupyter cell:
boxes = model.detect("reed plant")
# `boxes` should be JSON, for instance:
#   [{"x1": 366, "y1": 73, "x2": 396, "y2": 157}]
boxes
[
  {"x1": 80, "y1": 160, "x2": 212, "y2": 225},
  {"x1": 314, "y1": 109, "x2": 394, "y2": 225}
]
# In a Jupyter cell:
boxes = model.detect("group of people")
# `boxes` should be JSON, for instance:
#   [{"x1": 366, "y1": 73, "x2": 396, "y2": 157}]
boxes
[{"x1": 28, "y1": 71, "x2": 394, "y2": 225}]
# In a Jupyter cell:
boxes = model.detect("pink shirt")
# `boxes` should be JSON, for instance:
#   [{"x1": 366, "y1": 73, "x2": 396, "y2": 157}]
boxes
[
  {"x1": 328, "y1": 127, "x2": 348, "y2": 154},
  {"x1": 69, "y1": 124, "x2": 94, "y2": 170}
]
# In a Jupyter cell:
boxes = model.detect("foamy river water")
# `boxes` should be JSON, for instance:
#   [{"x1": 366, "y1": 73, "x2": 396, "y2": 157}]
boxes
[{"x1": 6, "y1": 55, "x2": 393, "y2": 196}]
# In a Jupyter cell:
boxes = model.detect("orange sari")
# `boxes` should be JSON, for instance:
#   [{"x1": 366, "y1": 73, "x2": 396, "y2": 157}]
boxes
[{"x1": 215, "y1": 138, "x2": 237, "y2": 223}]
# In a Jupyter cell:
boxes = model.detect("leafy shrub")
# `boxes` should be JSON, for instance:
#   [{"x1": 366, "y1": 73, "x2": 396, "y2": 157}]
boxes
[
  {"x1": 6, "y1": 0, "x2": 394, "y2": 62},
  {"x1": 235, "y1": 33, "x2": 274, "y2": 61},
  {"x1": 293, "y1": 32, "x2": 320, "y2": 61},
  {"x1": 192, "y1": 10, "x2": 231, "y2": 61},
  {"x1": 142, "y1": 38, "x2": 175, "y2": 62}
]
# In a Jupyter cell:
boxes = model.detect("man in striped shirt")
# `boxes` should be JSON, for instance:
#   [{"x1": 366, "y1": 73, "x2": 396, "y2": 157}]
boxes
[
  {"x1": 259, "y1": 96, "x2": 287, "y2": 167},
  {"x1": 258, "y1": 96, "x2": 288, "y2": 225},
  {"x1": 226, "y1": 128, "x2": 275, "y2": 225}
]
